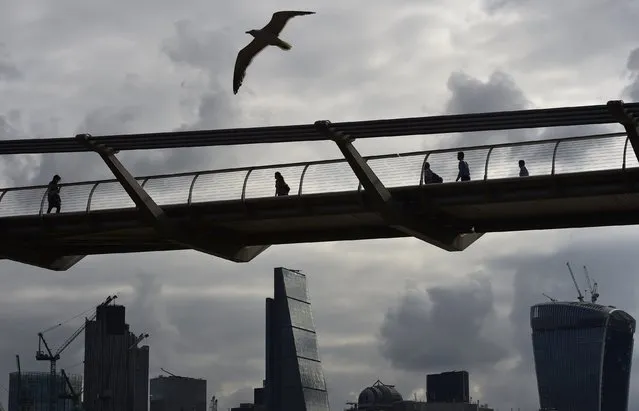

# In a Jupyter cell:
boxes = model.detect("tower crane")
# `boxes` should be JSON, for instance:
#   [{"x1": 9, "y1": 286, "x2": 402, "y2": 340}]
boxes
[
  {"x1": 566, "y1": 262, "x2": 585, "y2": 303},
  {"x1": 36, "y1": 295, "x2": 117, "y2": 411},
  {"x1": 128, "y1": 333, "x2": 149, "y2": 350},
  {"x1": 583, "y1": 265, "x2": 600, "y2": 303},
  {"x1": 59, "y1": 369, "x2": 83, "y2": 411}
]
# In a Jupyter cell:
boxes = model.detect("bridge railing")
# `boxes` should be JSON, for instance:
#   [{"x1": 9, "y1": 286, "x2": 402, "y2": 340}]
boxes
[{"x1": 0, "y1": 132, "x2": 633, "y2": 218}]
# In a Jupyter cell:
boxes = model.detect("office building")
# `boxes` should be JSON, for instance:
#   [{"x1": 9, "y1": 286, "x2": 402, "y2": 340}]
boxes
[
  {"x1": 264, "y1": 267, "x2": 330, "y2": 411},
  {"x1": 426, "y1": 371, "x2": 469, "y2": 403},
  {"x1": 83, "y1": 304, "x2": 149, "y2": 411},
  {"x1": 8, "y1": 371, "x2": 82, "y2": 411},
  {"x1": 353, "y1": 380, "x2": 492, "y2": 411},
  {"x1": 531, "y1": 301, "x2": 635, "y2": 411},
  {"x1": 229, "y1": 268, "x2": 330, "y2": 411},
  {"x1": 150, "y1": 375, "x2": 206, "y2": 411}
]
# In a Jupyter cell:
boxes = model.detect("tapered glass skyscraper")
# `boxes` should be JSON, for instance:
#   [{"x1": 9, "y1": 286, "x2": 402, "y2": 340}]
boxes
[{"x1": 531, "y1": 302, "x2": 635, "y2": 411}]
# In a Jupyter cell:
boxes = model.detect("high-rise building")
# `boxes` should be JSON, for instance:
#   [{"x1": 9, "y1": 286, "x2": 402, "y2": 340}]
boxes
[
  {"x1": 83, "y1": 304, "x2": 149, "y2": 411},
  {"x1": 8, "y1": 371, "x2": 82, "y2": 411},
  {"x1": 149, "y1": 375, "x2": 206, "y2": 411},
  {"x1": 531, "y1": 301, "x2": 636, "y2": 411},
  {"x1": 426, "y1": 371, "x2": 469, "y2": 403},
  {"x1": 264, "y1": 267, "x2": 330, "y2": 411}
]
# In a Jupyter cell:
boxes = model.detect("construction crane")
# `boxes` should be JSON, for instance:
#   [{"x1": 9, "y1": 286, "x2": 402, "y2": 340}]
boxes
[
  {"x1": 15, "y1": 354, "x2": 34, "y2": 411},
  {"x1": 59, "y1": 369, "x2": 83, "y2": 411},
  {"x1": 128, "y1": 333, "x2": 149, "y2": 350},
  {"x1": 16, "y1": 355, "x2": 21, "y2": 411},
  {"x1": 566, "y1": 262, "x2": 585, "y2": 303},
  {"x1": 542, "y1": 293, "x2": 558, "y2": 302},
  {"x1": 583, "y1": 265, "x2": 600, "y2": 303},
  {"x1": 36, "y1": 295, "x2": 117, "y2": 411},
  {"x1": 160, "y1": 367, "x2": 181, "y2": 378},
  {"x1": 209, "y1": 396, "x2": 218, "y2": 411}
]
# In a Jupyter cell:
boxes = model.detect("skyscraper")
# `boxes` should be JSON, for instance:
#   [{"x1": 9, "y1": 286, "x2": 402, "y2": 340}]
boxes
[
  {"x1": 264, "y1": 267, "x2": 330, "y2": 411},
  {"x1": 531, "y1": 301, "x2": 635, "y2": 411},
  {"x1": 83, "y1": 304, "x2": 149, "y2": 411}
]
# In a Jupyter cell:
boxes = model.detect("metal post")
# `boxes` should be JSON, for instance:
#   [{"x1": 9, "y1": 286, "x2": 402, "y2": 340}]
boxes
[
  {"x1": 551, "y1": 141, "x2": 561, "y2": 175},
  {"x1": 483, "y1": 147, "x2": 494, "y2": 180},
  {"x1": 187, "y1": 173, "x2": 200, "y2": 205},
  {"x1": 241, "y1": 169, "x2": 254, "y2": 201},
  {"x1": 298, "y1": 164, "x2": 311, "y2": 196}
]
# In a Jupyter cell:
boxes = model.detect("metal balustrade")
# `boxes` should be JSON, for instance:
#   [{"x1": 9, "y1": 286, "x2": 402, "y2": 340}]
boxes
[{"x1": 0, "y1": 132, "x2": 632, "y2": 218}]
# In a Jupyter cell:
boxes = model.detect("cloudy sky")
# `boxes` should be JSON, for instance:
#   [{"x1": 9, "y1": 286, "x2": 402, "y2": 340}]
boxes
[{"x1": 1, "y1": 0, "x2": 639, "y2": 409}]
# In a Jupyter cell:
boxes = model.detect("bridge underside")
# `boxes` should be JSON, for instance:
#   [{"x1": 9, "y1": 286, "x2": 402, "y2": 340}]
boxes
[{"x1": 1, "y1": 169, "x2": 638, "y2": 271}]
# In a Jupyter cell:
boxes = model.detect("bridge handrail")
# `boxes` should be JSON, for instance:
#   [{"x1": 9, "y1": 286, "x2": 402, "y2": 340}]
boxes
[{"x1": 0, "y1": 131, "x2": 631, "y2": 217}]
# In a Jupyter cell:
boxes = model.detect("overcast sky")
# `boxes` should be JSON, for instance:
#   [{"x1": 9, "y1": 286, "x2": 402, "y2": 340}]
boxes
[{"x1": 1, "y1": 0, "x2": 639, "y2": 410}]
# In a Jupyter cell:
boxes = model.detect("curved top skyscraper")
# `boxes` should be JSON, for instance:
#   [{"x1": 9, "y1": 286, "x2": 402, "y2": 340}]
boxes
[{"x1": 530, "y1": 301, "x2": 636, "y2": 411}]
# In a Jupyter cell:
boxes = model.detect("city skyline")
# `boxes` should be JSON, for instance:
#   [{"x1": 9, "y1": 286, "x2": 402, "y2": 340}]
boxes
[{"x1": 2, "y1": 0, "x2": 639, "y2": 409}]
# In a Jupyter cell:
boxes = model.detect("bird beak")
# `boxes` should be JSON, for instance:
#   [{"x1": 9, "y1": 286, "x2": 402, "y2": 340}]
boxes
[{"x1": 245, "y1": 31, "x2": 250, "y2": 34}]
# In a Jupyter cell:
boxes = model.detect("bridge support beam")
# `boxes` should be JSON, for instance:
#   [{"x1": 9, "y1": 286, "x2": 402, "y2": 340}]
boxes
[
  {"x1": 314, "y1": 121, "x2": 483, "y2": 251},
  {"x1": 75, "y1": 133, "x2": 269, "y2": 262},
  {"x1": 1, "y1": 249, "x2": 85, "y2": 271},
  {"x1": 607, "y1": 100, "x2": 639, "y2": 162}
]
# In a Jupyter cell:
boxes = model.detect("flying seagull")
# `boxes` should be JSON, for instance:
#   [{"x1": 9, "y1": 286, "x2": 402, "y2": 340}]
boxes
[{"x1": 233, "y1": 10, "x2": 316, "y2": 94}]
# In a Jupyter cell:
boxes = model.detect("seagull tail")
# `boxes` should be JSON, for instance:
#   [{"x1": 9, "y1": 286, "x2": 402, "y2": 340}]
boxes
[{"x1": 274, "y1": 38, "x2": 292, "y2": 50}]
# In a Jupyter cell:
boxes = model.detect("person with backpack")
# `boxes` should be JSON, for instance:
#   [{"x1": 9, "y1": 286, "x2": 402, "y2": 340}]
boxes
[
  {"x1": 274, "y1": 171, "x2": 291, "y2": 196},
  {"x1": 423, "y1": 162, "x2": 443, "y2": 184}
]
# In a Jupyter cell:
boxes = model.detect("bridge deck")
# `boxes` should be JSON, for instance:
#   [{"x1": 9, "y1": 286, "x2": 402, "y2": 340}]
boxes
[
  {"x1": 1, "y1": 169, "x2": 638, "y2": 265},
  {"x1": 1, "y1": 131, "x2": 638, "y2": 270}
]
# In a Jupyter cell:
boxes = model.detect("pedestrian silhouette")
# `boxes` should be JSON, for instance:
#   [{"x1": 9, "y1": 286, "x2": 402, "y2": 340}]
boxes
[
  {"x1": 519, "y1": 159, "x2": 529, "y2": 177},
  {"x1": 456, "y1": 152, "x2": 471, "y2": 182},
  {"x1": 46, "y1": 174, "x2": 62, "y2": 214},
  {"x1": 423, "y1": 162, "x2": 443, "y2": 184},
  {"x1": 274, "y1": 172, "x2": 290, "y2": 196}
]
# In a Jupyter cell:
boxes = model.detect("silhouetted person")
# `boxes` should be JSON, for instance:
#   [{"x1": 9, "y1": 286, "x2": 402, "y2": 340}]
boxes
[
  {"x1": 519, "y1": 159, "x2": 529, "y2": 177},
  {"x1": 423, "y1": 162, "x2": 443, "y2": 184},
  {"x1": 274, "y1": 172, "x2": 290, "y2": 196},
  {"x1": 46, "y1": 174, "x2": 61, "y2": 214},
  {"x1": 456, "y1": 151, "x2": 470, "y2": 182}
]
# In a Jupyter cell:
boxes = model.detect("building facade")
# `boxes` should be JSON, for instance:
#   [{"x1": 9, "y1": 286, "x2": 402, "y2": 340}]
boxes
[
  {"x1": 531, "y1": 301, "x2": 636, "y2": 411},
  {"x1": 352, "y1": 380, "x2": 492, "y2": 411},
  {"x1": 426, "y1": 371, "x2": 469, "y2": 403},
  {"x1": 264, "y1": 267, "x2": 330, "y2": 411},
  {"x1": 149, "y1": 375, "x2": 206, "y2": 411},
  {"x1": 8, "y1": 371, "x2": 82, "y2": 411},
  {"x1": 83, "y1": 304, "x2": 149, "y2": 411}
]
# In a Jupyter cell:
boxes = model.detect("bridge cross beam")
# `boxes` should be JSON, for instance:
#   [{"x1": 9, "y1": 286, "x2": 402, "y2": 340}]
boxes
[
  {"x1": 314, "y1": 121, "x2": 482, "y2": 251},
  {"x1": 607, "y1": 100, "x2": 639, "y2": 163},
  {"x1": 74, "y1": 134, "x2": 269, "y2": 262}
]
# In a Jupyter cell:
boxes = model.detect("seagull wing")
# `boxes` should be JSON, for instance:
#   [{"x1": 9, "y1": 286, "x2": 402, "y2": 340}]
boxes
[
  {"x1": 261, "y1": 11, "x2": 316, "y2": 36},
  {"x1": 233, "y1": 39, "x2": 267, "y2": 94}
]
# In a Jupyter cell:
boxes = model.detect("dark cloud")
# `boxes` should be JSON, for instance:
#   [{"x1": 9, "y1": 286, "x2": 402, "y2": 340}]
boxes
[
  {"x1": 445, "y1": 71, "x2": 531, "y2": 115},
  {"x1": 379, "y1": 275, "x2": 509, "y2": 373},
  {"x1": 625, "y1": 47, "x2": 639, "y2": 101},
  {"x1": 0, "y1": 44, "x2": 22, "y2": 82}
]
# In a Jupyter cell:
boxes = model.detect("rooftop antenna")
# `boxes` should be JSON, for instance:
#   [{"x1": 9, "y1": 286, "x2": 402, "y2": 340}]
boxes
[
  {"x1": 542, "y1": 293, "x2": 557, "y2": 302},
  {"x1": 583, "y1": 265, "x2": 600, "y2": 303},
  {"x1": 566, "y1": 262, "x2": 584, "y2": 303}
]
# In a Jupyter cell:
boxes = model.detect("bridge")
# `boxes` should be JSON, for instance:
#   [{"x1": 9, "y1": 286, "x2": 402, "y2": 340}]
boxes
[{"x1": 1, "y1": 100, "x2": 639, "y2": 271}]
